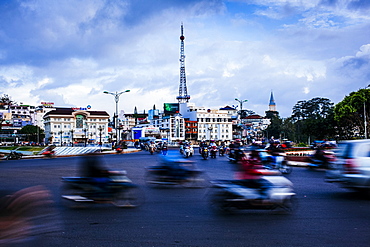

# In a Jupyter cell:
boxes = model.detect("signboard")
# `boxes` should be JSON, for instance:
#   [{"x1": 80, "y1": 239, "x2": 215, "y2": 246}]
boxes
[
  {"x1": 41, "y1": 102, "x2": 55, "y2": 108},
  {"x1": 13, "y1": 119, "x2": 22, "y2": 127},
  {"x1": 163, "y1": 103, "x2": 179, "y2": 114}
]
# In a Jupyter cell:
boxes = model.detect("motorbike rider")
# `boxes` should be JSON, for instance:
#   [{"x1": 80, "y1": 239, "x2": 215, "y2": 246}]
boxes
[
  {"x1": 239, "y1": 150, "x2": 272, "y2": 199},
  {"x1": 161, "y1": 141, "x2": 168, "y2": 155},
  {"x1": 160, "y1": 157, "x2": 190, "y2": 180},
  {"x1": 312, "y1": 146, "x2": 330, "y2": 167},
  {"x1": 79, "y1": 152, "x2": 110, "y2": 192},
  {"x1": 199, "y1": 140, "x2": 207, "y2": 154},
  {"x1": 229, "y1": 139, "x2": 243, "y2": 161}
]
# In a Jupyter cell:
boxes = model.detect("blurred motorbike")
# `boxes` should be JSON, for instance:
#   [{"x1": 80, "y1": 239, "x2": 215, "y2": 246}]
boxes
[
  {"x1": 201, "y1": 146, "x2": 209, "y2": 160},
  {"x1": 149, "y1": 145, "x2": 156, "y2": 155},
  {"x1": 60, "y1": 170, "x2": 145, "y2": 208},
  {"x1": 42, "y1": 150, "x2": 56, "y2": 158},
  {"x1": 183, "y1": 145, "x2": 194, "y2": 158},
  {"x1": 5, "y1": 151, "x2": 22, "y2": 160},
  {"x1": 208, "y1": 173, "x2": 296, "y2": 214},
  {"x1": 306, "y1": 150, "x2": 335, "y2": 170},
  {"x1": 263, "y1": 154, "x2": 292, "y2": 174},
  {"x1": 210, "y1": 146, "x2": 218, "y2": 159},
  {"x1": 227, "y1": 148, "x2": 244, "y2": 163},
  {"x1": 145, "y1": 157, "x2": 207, "y2": 188},
  {"x1": 219, "y1": 146, "x2": 227, "y2": 156}
]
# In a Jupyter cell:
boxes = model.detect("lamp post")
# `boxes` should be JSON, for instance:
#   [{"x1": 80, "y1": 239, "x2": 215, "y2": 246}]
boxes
[
  {"x1": 70, "y1": 129, "x2": 74, "y2": 147},
  {"x1": 83, "y1": 128, "x2": 87, "y2": 147},
  {"x1": 104, "y1": 90, "x2": 130, "y2": 144},
  {"x1": 235, "y1": 98, "x2": 248, "y2": 117},
  {"x1": 235, "y1": 98, "x2": 247, "y2": 139},
  {"x1": 98, "y1": 126, "x2": 103, "y2": 151},
  {"x1": 58, "y1": 130, "x2": 63, "y2": 146},
  {"x1": 363, "y1": 85, "x2": 369, "y2": 139}
]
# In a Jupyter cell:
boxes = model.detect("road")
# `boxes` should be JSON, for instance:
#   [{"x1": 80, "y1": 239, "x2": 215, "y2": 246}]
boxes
[{"x1": 1, "y1": 149, "x2": 370, "y2": 247}]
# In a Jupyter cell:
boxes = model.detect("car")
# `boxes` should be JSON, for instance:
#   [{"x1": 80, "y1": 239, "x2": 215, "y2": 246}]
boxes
[{"x1": 325, "y1": 139, "x2": 370, "y2": 195}]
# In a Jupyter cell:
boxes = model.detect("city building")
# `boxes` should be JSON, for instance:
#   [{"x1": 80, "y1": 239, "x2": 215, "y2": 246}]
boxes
[{"x1": 43, "y1": 107, "x2": 109, "y2": 146}]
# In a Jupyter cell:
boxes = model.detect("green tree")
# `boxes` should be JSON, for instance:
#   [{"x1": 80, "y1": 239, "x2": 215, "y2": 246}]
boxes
[
  {"x1": 265, "y1": 115, "x2": 282, "y2": 140},
  {"x1": 291, "y1": 97, "x2": 336, "y2": 143},
  {"x1": 20, "y1": 125, "x2": 45, "y2": 143},
  {"x1": 334, "y1": 88, "x2": 370, "y2": 139}
]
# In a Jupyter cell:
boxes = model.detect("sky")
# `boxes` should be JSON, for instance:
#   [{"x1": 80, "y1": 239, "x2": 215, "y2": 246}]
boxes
[{"x1": 1, "y1": 0, "x2": 370, "y2": 118}]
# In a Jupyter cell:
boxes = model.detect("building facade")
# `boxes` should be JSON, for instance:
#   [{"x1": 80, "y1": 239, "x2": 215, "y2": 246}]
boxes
[{"x1": 43, "y1": 108, "x2": 110, "y2": 146}]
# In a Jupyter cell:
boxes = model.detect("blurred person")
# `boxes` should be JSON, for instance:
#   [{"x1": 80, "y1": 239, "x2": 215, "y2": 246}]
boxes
[
  {"x1": 162, "y1": 141, "x2": 168, "y2": 155},
  {"x1": 238, "y1": 150, "x2": 272, "y2": 199},
  {"x1": 0, "y1": 186, "x2": 61, "y2": 245},
  {"x1": 313, "y1": 146, "x2": 330, "y2": 167},
  {"x1": 79, "y1": 152, "x2": 110, "y2": 191}
]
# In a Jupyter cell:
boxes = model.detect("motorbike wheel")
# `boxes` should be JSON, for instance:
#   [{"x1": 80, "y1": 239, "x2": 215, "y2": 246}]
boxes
[
  {"x1": 277, "y1": 195, "x2": 297, "y2": 213},
  {"x1": 182, "y1": 174, "x2": 208, "y2": 188},
  {"x1": 60, "y1": 184, "x2": 89, "y2": 209},
  {"x1": 202, "y1": 153, "x2": 208, "y2": 160},
  {"x1": 279, "y1": 165, "x2": 293, "y2": 174},
  {"x1": 208, "y1": 190, "x2": 234, "y2": 214},
  {"x1": 112, "y1": 186, "x2": 145, "y2": 208}
]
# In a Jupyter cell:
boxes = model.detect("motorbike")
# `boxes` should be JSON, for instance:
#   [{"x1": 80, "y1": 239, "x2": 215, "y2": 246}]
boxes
[
  {"x1": 227, "y1": 148, "x2": 244, "y2": 163},
  {"x1": 42, "y1": 149, "x2": 56, "y2": 158},
  {"x1": 145, "y1": 158, "x2": 207, "y2": 188},
  {"x1": 262, "y1": 154, "x2": 292, "y2": 174},
  {"x1": 5, "y1": 151, "x2": 22, "y2": 160},
  {"x1": 219, "y1": 146, "x2": 227, "y2": 156},
  {"x1": 60, "y1": 170, "x2": 145, "y2": 208},
  {"x1": 208, "y1": 174, "x2": 296, "y2": 214},
  {"x1": 149, "y1": 145, "x2": 156, "y2": 155},
  {"x1": 210, "y1": 146, "x2": 218, "y2": 159},
  {"x1": 201, "y1": 146, "x2": 209, "y2": 160},
  {"x1": 183, "y1": 145, "x2": 194, "y2": 158},
  {"x1": 306, "y1": 151, "x2": 335, "y2": 170},
  {"x1": 116, "y1": 148, "x2": 123, "y2": 154}
]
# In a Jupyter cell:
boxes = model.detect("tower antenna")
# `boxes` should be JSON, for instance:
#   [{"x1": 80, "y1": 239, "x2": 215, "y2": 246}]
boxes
[{"x1": 176, "y1": 22, "x2": 190, "y2": 103}]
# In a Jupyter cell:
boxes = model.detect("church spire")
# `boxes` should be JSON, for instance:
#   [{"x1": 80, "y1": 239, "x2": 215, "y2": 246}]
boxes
[{"x1": 269, "y1": 91, "x2": 276, "y2": 112}]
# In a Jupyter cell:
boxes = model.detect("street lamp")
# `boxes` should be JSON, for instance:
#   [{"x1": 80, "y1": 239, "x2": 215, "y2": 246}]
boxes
[
  {"x1": 235, "y1": 98, "x2": 247, "y2": 139},
  {"x1": 235, "y1": 98, "x2": 248, "y2": 115},
  {"x1": 363, "y1": 85, "x2": 369, "y2": 139},
  {"x1": 104, "y1": 90, "x2": 130, "y2": 144},
  {"x1": 98, "y1": 126, "x2": 103, "y2": 151}
]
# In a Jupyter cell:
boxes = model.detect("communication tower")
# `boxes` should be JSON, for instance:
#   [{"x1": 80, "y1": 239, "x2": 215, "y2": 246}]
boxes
[{"x1": 176, "y1": 23, "x2": 190, "y2": 103}]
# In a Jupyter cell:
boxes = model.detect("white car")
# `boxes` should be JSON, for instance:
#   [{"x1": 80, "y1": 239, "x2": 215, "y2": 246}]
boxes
[{"x1": 325, "y1": 139, "x2": 370, "y2": 194}]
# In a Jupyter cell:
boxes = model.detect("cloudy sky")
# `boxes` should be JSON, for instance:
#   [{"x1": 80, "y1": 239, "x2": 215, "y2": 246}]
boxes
[{"x1": 1, "y1": 0, "x2": 370, "y2": 118}]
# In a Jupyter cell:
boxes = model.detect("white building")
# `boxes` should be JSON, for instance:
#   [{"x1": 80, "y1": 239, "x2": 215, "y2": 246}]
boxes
[{"x1": 43, "y1": 107, "x2": 110, "y2": 146}]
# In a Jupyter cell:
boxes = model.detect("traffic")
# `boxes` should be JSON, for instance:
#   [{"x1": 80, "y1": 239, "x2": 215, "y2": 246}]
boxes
[{"x1": 1, "y1": 139, "x2": 370, "y2": 246}]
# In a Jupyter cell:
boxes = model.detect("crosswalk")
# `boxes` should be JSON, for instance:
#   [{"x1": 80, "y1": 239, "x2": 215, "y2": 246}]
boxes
[{"x1": 40, "y1": 147, "x2": 101, "y2": 156}]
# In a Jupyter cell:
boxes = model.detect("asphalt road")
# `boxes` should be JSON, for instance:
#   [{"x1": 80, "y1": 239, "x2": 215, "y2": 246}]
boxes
[{"x1": 1, "y1": 149, "x2": 370, "y2": 247}]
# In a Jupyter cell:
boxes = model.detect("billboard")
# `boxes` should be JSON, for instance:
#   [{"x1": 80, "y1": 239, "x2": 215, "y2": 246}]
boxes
[{"x1": 163, "y1": 103, "x2": 179, "y2": 114}]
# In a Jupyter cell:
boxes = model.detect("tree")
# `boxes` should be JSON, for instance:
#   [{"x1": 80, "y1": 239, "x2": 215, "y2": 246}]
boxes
[
  {"x1": 334, "y1": 88, "x2": 370, "y2": 139},
  {"x1": 291, "y1": 97, "x2": 336, "y2": 143},
  {"x1": 20, "y1": 125, "x2": 45, "y2": 143},
  {"x1": 265, "y1": 115, "x2": 282, "y2": 140},
  {"x1": 0, "y1": 94, "x2": 16, "y2": 107}
]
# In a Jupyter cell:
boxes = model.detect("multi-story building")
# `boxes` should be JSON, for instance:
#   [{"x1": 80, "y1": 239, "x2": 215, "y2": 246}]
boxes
[
  {"x1": 189, "y1": 105, "x2": 233, "y2": 141},
  {"x1": 43, "y1": 107, "x2": 109, "y2": 146}
]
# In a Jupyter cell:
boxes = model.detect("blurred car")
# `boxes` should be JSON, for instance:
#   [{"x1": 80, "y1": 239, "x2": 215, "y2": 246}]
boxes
[{"x1": 325, "y1": 139, "x2": 370, "y2": 194}]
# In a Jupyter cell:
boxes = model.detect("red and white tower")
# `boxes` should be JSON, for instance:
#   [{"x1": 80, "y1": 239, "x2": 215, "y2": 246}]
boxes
[{"x1": 176, "y1": 23, "x2": 190, "y2": 103}]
